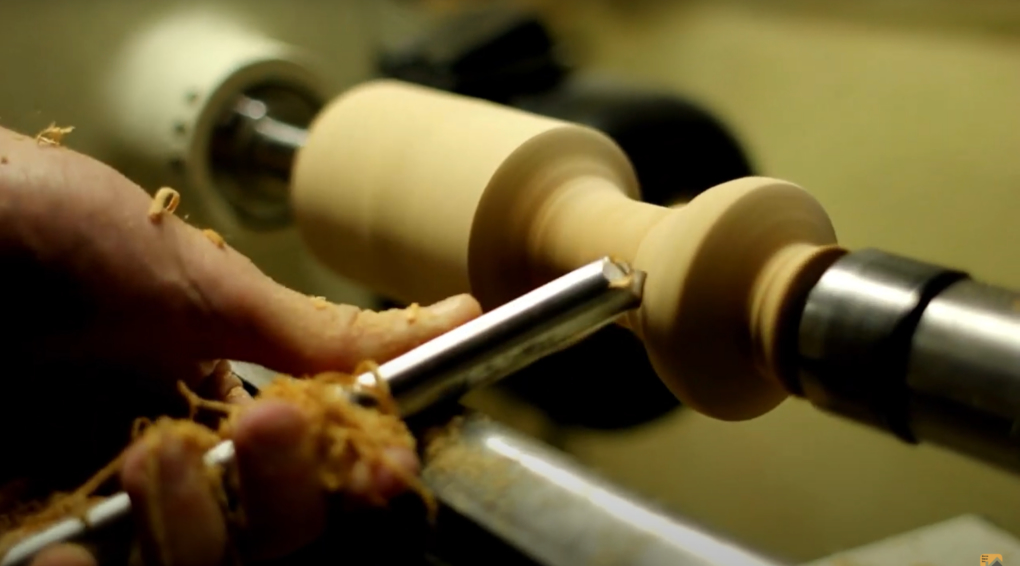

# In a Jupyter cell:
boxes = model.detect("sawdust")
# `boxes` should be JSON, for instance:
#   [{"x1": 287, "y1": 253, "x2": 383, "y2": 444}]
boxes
[
  {"x1": 202, "y1": 229, "x2": 226, "y2": 249},
  {"x1": 0, "y1": 371, "x2": 428, "y2": 561},
  {"x1": 147, "y1": 187, "x2": 180, "y2": 223},
  {"x1": 423, "y1": 417, "x2": 514, "y2": 508},
  {"x1": 0, "y1": 458, "x2": 122, "y2": 558},
  {"x1": 423, "y1": 416, "x2": 464, "y2": 463},
  {"x1": 224, "y1": 373, "x2": 428, "y2": 510},
  {"x1": 34, "y1": 123, "x2": 74, "y2": 147}
]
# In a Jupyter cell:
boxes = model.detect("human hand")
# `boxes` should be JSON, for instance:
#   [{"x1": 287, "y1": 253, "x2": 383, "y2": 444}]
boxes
[{"x1": 0, "y1": 126, "x2": 481, "y2": 565}]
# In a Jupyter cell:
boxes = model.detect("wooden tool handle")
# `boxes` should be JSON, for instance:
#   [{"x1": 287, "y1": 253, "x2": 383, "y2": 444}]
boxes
[{"x1": 292, "y1": 80, "x2": 845, "y2": 420}]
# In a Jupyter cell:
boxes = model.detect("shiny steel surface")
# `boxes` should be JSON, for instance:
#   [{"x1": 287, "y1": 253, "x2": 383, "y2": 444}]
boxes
[
  {"x1": 370, "y1": 257, "x2": 644, "y2": 417},
  {"x1": 224, "y1": 95, "x2": 309, "y2": 180},
  {"x1": 907, "y1": 279, "x2": 1020, "y2": 420},
  {"x1": 797, "y1": 248, "x2": 1020, "y2": 472},
  {"x1": 905, "y1": 279, "x2": 1020, "y2": 469},
  {"x1": 209, "y1": 92, "x2": 317, "y2": 229},
  {"x1": 1, "y1": 258, "x2": 643, "y2": 566},
  {"x1": 797, "y1": 248, "x2": 964, "y2": 438},
  {"x1": 424, "y1": 414, "x2": 785, "y2": 566}
]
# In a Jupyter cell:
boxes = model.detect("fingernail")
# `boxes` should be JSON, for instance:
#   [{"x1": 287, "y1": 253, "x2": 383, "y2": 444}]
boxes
[{"x1": 225, "y1": 385, "x2": 253, "y2": 405}]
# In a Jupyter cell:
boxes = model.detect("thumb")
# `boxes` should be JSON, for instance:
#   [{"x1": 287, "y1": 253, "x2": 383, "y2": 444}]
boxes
[
  {"x1": 230, "y1": 283, "x2": 482, "y2": 374},
  {"x1": 176, "y1": 222, "x2": 482, "y2": 374}
]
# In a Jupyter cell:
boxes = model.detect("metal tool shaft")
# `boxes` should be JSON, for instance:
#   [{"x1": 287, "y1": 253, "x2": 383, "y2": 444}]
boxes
[
  {"x1": 377, "y1": 257, "x2": 643, "y2": 417},
  {"x1": 2, "y1": 258, "x2": 642, "y2": 566}
]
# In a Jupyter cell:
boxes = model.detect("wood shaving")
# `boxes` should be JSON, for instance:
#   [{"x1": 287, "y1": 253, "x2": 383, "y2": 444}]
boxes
[
  {"x1": 422, "y1": 417, "x2": 513, "y2": 512},
  {"x1": 608, "y1": 272, "x2": 634, "y2": 289},
  {"x1": 309, "y1": 296, "x2": 331, "y2": 310},
  {"x1": 0, "y1": 371, "x2": 429, "y2": 560},
  {"x1": 148, "y1": 187, "x2": 181, "y2": 223},
  {"x1": 406, "y1": 303, "x2": 420, "y2": 324},
  {"x1": 353, "y1": 360, "x2": 388, "y2": 398},
  {"x1": 423, "y1": 416, "x2": 464, "y2": 463},
  {"x1": 350, "y1": 360, "x2": 398, "y2": 416},
  {"x1": 34, "y1": 123, "x2": 74, "y2": 147},
  {"x1": 224, "y1": 373, "x2": 427, "y2": 510},
  {"x1": 0, "y1": 452, "x2": 124, "y2": 557},
  {"x1": 202, "y1": 228, "x2": 226, "y2": 248}
]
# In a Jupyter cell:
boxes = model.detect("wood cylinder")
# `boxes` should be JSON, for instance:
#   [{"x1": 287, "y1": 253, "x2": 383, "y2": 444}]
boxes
[{"x1": 292, "y1": 80, "x2": 845, "y2": 420}]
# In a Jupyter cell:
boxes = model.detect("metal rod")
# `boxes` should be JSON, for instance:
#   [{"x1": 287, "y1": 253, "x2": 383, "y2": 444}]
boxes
[
  {"x1": 207, "y1": 94, "x2": 315, "y2": 229},
  {"x1": 906, "y1": 279, "x2": 1020, "y2": 471},
  {"x1": 1, "y1": 258, "x2": 643, "y2": 566},
  {"x1": 211, "y1": 95, "x2": 308, "y2": 182},
  {"x1": 372, "y1": 257, "x2": 644, "y2": 417}
]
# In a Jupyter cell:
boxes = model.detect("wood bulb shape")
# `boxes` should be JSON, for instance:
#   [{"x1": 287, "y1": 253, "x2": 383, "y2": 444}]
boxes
[{"x1": 292, "y1": 80, "x2": 845, "y2": 420}]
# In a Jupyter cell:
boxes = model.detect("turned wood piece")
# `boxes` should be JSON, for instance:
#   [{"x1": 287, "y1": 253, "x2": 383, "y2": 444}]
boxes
[{"x1": 293, "y1": 80, "x2": 845, "y2": 420}]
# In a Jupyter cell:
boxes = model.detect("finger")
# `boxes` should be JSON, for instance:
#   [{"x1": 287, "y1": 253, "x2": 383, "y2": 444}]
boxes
[
  {"x1": 179, "y1": 233, "x2": 483, "y2": 372},
  {"x1": 138, "y1": 205, "x2": 482, "y2": 373},
  {"x1": 29, "y1": 544, "x2": 97, "y2": 566},
  {"x1": 121, "y1": 432, "x2": 227, "y2": 566},
  {"x1": 279, "y1": 294, "x2": 482, "y2": 369},
  {"x1": 233, "y1": 400, "x2": 326, "y2": 561},
  {"x1": 0, "y1": 132, "x2": 481, "y2": 376},
  {"x1": 347, "y1": 447, "x2": 421, "y2": 502},
  {"x1": 194, "y1": 360, "x2": 252, "y2": 405}
]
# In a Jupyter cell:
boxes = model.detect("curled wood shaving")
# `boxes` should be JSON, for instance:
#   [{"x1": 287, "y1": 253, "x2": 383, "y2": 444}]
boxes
[
  {"x1": 202, "y1": 228, "x2": 226, "y2": 248},
  {"x1": 0, "y1": 371, "x2": 430, "y2": 560},
  {"x1": 132, "y1": 417, "x2": 153, "y2": 440},
  {"x1": 223, "y1": 373, "x2": 431, "y2": 512},
  {"x1": 350, "y1": 360, "x2": 398, "y2": 415},
  {"x1": 353, "y1": 360, "x2": 388, "y2": 397},
  {"x1": 178, "y1": 380, "x2": 236, "y2": 421},
  {"x1": 148, "y1": 187, "x2": 181, "y2": 223},
  {"x1": 406, "y1": 303, "x2": 420, "y2": 324},
  {"x1": 34, "y1": 123, "x2": 74, "y2": 147}
]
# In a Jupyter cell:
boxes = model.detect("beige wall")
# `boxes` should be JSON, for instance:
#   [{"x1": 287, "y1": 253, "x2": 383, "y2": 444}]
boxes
[{"x1": 487, "y1": 0, "x2": 1020, "y2": 561}]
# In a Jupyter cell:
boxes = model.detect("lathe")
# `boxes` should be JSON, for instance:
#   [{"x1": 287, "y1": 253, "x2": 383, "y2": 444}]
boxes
[
  {"x1": 183, "y1": 65, "x2": 1020, "y2": 468},
  {"x1": 3, "y1": 3, "x2": 1020, "y2": 564}
]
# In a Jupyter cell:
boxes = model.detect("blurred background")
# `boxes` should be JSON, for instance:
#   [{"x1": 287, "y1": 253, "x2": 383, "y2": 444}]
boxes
[{"x1": 3, "y1": 0, "x2": 1020, "y2": 561}]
